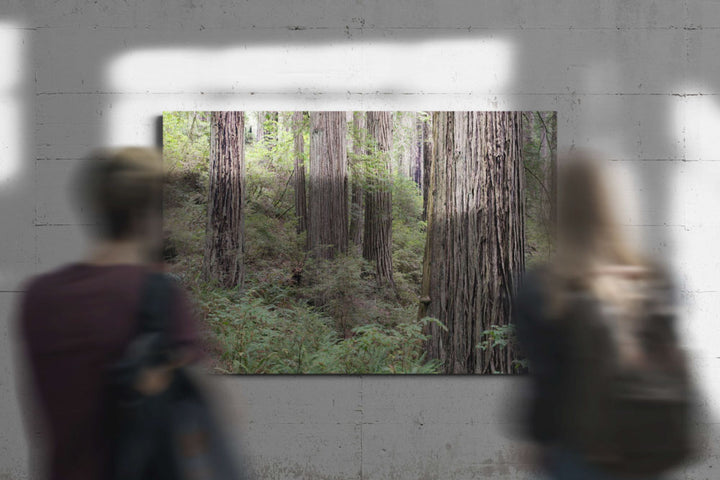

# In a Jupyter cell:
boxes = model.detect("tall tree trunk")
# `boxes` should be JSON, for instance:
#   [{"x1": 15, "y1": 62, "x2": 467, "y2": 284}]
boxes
[
  {"x1": 395, "y1": 112, "x2": 416, "y2": 179},
  {"x1": 349, "y1": 112, "x2": 365, "y2": 250},
  {"x1": 255, "y1": 111, "x2": 265, "y2": 143},
  {"x1": 523, "y1": 112, "x2": 535, "y2": 151},
  {"x1": 421, "y1": 117, "x2": 432, "y2": 221},
  {"x1": 363, "y1": 111, "x2": 395, "y2": 287},
  {"x1": 308, "y1": 112, "x2": 348, "y2": 259},
  {"x1": 418, "y1": 111, "x2": 524, "y2": 374},
  {"x1": 203, "y1": 111, "x2": 245, "y2": 289},
  {"x1": 406, "y1": 112, "x2": 418, "y2": 179},
  {"x1": 293, "y1": 111, "x2": 308, "y2": 234},
  {"x1": 412, "y1": 114, "x2": 423, "y2": 189}
]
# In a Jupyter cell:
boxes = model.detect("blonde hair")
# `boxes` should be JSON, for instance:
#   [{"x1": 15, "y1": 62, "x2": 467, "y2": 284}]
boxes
[
  {"x1": 548, "y1": 151, "x2": 650, "y2": 314},
  {"x1": 77, "y1": 147, "x2": 165, "y2": 239}
]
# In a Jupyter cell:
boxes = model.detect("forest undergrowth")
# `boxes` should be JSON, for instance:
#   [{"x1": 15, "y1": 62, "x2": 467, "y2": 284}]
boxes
[{"x1": 163, "y1": 112, "x2": 552, "y2": 374}]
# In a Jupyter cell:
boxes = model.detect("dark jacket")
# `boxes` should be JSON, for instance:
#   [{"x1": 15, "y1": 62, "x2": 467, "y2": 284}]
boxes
[{"x1": 514, "y1": 268, "x2": 568, "y2": 445}]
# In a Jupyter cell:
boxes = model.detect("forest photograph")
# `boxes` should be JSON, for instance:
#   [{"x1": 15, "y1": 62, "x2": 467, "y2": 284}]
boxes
[{"x1": 163, "y1": 111, "x2": 556, "y2": 374}]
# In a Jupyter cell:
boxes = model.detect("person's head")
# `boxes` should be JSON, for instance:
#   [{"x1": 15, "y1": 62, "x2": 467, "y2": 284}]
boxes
[
  {"x1": 75, "y1": 147, "x2": 164, "y2": 256},
  {"x1": 557, "y1": 151, "x2": 617, "y2": 256},
  {"x1": 552, "y1": 150, "x2": 645, "y2": 288}
]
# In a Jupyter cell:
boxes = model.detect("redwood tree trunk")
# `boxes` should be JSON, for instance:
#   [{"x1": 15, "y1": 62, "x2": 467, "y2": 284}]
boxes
[
  {"x1": 348, "y1": 112, "x2": 365, "y2": 250},
  {"x1": 419, "y1": 111, "x2": 524, "y2": 374},
  {"x1": 421, "y1": 118, "x2": 432, "y2": 221},
  {"x1": 393, "y1": 112, "x2": 412, "y2": 179},
  {"x1": 293, "y1": 111, "x2": 308, "y2": 233},
  {"x1": 363, "y1": 111, "x2": 395, "y2": 287},
  {"x1": 203, "y1": 111, "x2": 245, "y2": 289},
  {"x1": 308, "y1": 112, "x2": 348, "y2": 259},
  {"x1": 412, "y1": 114, "x2": 423, "y2": 189}
]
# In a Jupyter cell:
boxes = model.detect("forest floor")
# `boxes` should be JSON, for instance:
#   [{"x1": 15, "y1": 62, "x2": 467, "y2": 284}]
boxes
[{"x1": 165, "y1": 167, "x2": 440, "y2": 374}]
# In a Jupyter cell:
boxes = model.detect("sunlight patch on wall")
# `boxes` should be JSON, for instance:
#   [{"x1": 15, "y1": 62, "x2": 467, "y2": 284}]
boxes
[
  {"x1": 678, "y1": 94, "x2": 720, "y2": 161},
  {"x1": 671, "y1": 90, "x2": 720, "y2": 421},
  {"x1": 107, "y1": 38, "x2": 514, "y2": 94},
  {"x1": 672, "y1": 92, "x2": 720, "y2": 292},
  {"x1": 104, "y1": 37, "x2": 515, "y2": 146},
  {"x1": 0, "y1": 23, "x2": 24, "y2": 186}
]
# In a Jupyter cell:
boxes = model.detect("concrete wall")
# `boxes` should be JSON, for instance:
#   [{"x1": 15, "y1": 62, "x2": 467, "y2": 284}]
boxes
[{"x1": 1, "y1": 1, "x2": 719, "y2": 478}]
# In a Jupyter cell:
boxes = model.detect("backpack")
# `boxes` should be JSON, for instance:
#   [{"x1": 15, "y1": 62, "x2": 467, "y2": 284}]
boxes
[
  {"x1": 557, "y1": 268, "x2": 696, "y2": 476},
  {"x1": 105, "y1": 272, "x2": 246, "y2": 480}
]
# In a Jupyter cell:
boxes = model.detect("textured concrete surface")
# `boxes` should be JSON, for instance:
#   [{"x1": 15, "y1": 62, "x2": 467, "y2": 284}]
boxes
[{"x1": 2, "y1": 1, "x2": 720, "y2": 478}]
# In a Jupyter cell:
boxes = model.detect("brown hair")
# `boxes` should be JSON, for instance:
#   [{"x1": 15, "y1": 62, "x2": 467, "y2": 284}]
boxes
[{"x1": 77, "y1": 147, "x2": 164, "y2": 240}]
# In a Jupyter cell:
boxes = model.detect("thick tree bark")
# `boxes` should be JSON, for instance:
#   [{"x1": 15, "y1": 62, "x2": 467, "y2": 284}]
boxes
[
  {"x1": 419, "y1": 111, "x2": 524, "y2": 374},
  {"x1": 203, "y1": 111, "x2": 245, "y2": 289},
  {"x1": 348, "y1": 112, "x2": 365, "y2": 250},
  {"x1": 363, "y1": 111, "x2": 395, "y2": 287},
  {"x1": 308, "y1": 112, "x2": 348, "y2": 259},
  {"x1": 421, "y1": 118, "x2": 432, "y2": 221},
  {"x1": 293, "y1": 111, "x2": 308, "y2": 234}
]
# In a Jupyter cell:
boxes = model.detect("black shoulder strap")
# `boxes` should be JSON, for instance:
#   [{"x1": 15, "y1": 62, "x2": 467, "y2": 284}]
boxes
[{"x1": 137, "y1": 272, "x2": 174, "y2": 335}]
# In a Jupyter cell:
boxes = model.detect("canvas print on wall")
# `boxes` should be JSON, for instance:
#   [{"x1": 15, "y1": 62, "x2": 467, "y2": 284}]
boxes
[{"x1": 163, "y1": 111, "x2": 556, "y2": 374}]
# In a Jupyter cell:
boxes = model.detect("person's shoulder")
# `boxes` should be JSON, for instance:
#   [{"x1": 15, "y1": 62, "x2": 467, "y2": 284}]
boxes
[
  {"x1": 21, "y1": 264, "x2": 80, "y2": 297},
  {"x1": 17, "y1": 265, "x2": 84, "y2": 332}
]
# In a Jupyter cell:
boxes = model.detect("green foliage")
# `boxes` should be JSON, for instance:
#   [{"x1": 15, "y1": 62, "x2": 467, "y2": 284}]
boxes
[
  {"x1": 299, "y1": 254, "x2": 422, "y2": 333},
  {"x1": 300, "y1": 254, "x2": 376, "y2": 334},
  {"x1": 245, "y1": 115, "x2": 297, "y2": 219},
  {"x1": 392, "y1": 174, "x2": 423, "y2": 222},
  {"x1": 193, "y1": 282, "x2": 440, "y2": 374},
  {"x1": 391, "y1": 175, "x2": 426, "y2": 302},
  {"x1": 347, "y1": 117, "x2": 393, "y2": 191},
  {"x1": 164, "y1": 111, "x2": 438, "y2": 374},
  {"x1": 477, "y1": 324, "x2": 515, "y2": 350},
  {"x1": 199, "y1": 286, "x2": 337, "y2": 374},
  {"x1": 163, "y1": 112, "x2": 211, "y2": 179},
  {"x1": 315, "y1": 317, "x2": 443, "y2": 374},
  {"x1": 477, "y1": 324, "x2": 527, "y2": 373},
  {"x1": 163, "y1": 110, "x2": 553, "y2": 374},
  {"x1": 244, "y1": 210, "x2": 302, "y2": 268},
  {"x1": 522, "y1": 112, "x2": 556, "y2": 266}
]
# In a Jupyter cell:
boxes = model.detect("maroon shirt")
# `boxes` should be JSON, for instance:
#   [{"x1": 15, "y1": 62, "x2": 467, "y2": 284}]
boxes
[{"x1": 18, "y1": 263, "x2": 200, "y2": 480}]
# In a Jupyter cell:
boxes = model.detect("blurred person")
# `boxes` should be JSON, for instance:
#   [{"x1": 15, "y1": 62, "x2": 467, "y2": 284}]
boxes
[
  {"x1": 15, "y1": 147, "x2": 202, "y2": 480},
  {"x1": 514, "y1": 152, "x2": 697, "y2": 480}
]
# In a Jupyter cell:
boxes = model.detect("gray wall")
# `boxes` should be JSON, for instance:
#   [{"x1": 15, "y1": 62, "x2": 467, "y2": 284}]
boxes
[{"x1": 1, "y1": 1, "x2": 720, "y2": 478}]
